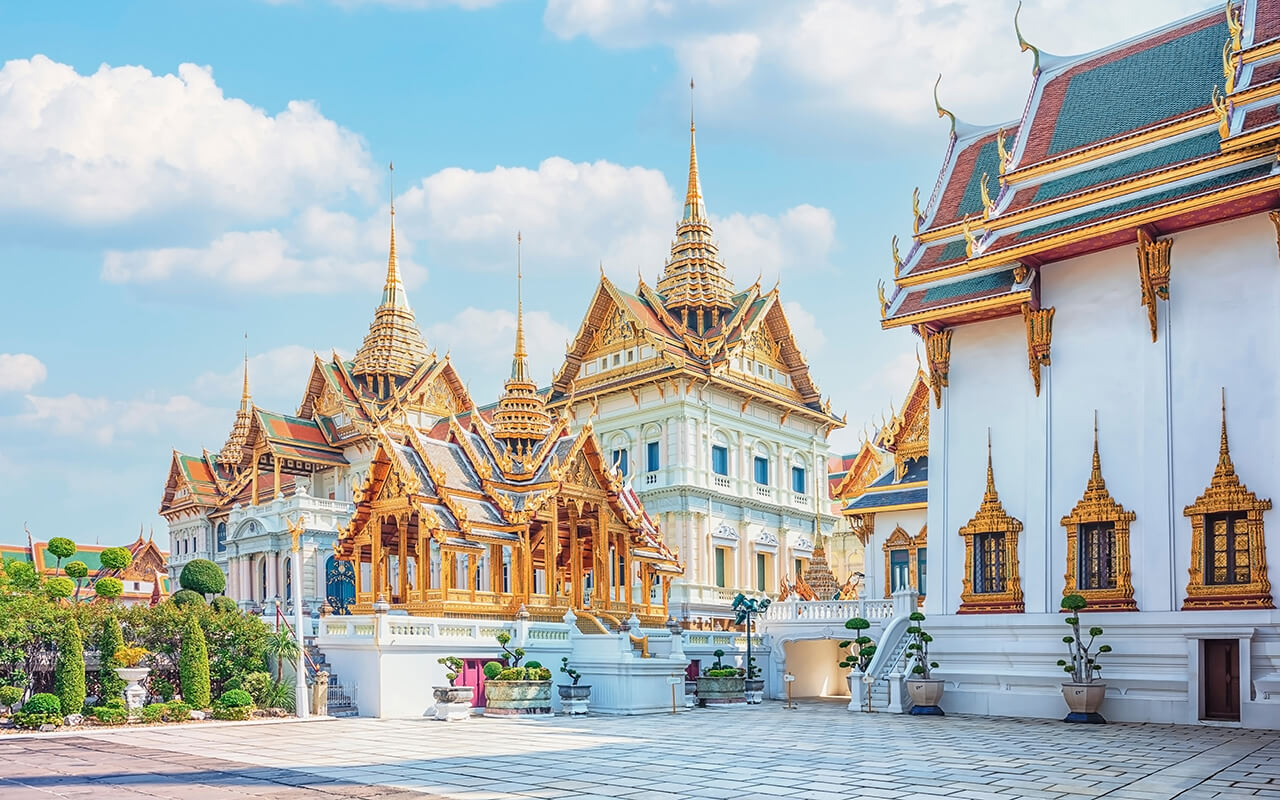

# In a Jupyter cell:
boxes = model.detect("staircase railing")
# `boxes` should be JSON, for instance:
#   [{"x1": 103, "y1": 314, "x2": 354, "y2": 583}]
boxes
[{"x1": 851, "y1": 589, "x2": 919, "y2": 712}]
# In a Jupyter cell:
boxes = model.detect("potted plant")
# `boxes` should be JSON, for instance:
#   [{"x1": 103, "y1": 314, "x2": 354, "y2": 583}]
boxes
[
  {"x1": 1058, "y1": 594, "x2": 1111, "y2": 723},
  {"x1": 482, "y1": 633, "x2": 552, "y2": 716},
  {"x1": 838, "y1": 617, "x2": 876, "y2": 711},
  {"x1": 432, "y1": 656, "x2": 474, "y2": 721},
  {"x1": 113, "y1": 645, "x2": 151, "y2": 710},
  {"x1": 558, "y1": 657, "x2": 591, "y2": 715},
  {"x1": 695, "y1": 649, "x2": 745, "y2": 706},
  {"x1": 904, "y1": 611, "x2": 944, "y2": 715},
  {"x1": 744, "y1": 656, "x2": 764, "y2": 704}
]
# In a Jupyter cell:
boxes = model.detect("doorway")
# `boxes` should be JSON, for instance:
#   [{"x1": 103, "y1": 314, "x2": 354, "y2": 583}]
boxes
[
  {"x1": 460, "y1": 658, "x2": 501, "y2": 709},
  {"x1": 1202, "y1": 639, "x2": 1240, "y2": 721}
]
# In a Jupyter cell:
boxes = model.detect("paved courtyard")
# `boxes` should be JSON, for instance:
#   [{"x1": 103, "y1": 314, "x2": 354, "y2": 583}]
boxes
[{"x1": 1, "y1": 702, "x2": 1278, "y2": 800}]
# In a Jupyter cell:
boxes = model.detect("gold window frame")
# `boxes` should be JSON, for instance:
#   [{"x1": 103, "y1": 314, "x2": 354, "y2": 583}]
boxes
[
  {"x1": 958, "y1": 442, "x2": 1024, "y2": 614},
  {"x1": 1060, "y1": 420, "x2": 1137, "y2": 610},
  {"x1": 882, "y1": 525, "x2": 926, "y2": 599}
]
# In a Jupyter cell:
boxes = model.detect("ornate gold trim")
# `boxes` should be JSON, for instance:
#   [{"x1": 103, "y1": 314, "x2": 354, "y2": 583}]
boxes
[
  {"x1": 1022, "y1": 304, "x2": 1054, "y2": 396},
  {"x1": 958, "y1": 437, "x2": 1024, "y2": 614},
  {"x1": 1269, "y1": 210, "x2": 1280, "y2": 260},
  {"x1": 1060, "y1": 415, "x2": 1137, "y2": 610},
  {"x1": 882, "y1": 524, "x2": 926, "y2": 599},
  {"x1": 925, "y1": 329, "x2": 952, "y2": 409},
  {"x1": 1137, "y1": 229, "x2": 1171, "y2": 343},
  {"x1": 1182, "y1": 394, "x2": 1274, "y2": 610}
]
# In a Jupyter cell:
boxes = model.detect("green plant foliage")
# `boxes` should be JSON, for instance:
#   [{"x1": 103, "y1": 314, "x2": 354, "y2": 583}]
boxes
[
  {"x1": 712, "y1": 649, "x2": 725, "y2": 669},
  {"x1": 241, "y1": 671, "x2": 273, "y2": 705},
  {"x1": 438, "y1": 656, "x2": 464, "y2": 686},
  {"x1": 98, "y1": 547, "x2": 133, "y2": 572},
  {"x1": 164, "y1": 701, "x2": 192, "y2": 721},
  {"x1": 115, "y1": 645, "x2": 149, "y2": 668},
  {"x1": 560, "y1": 657, "x2": 582, "y2": 686},
  {"x1": 141, "y1": 703, "x2": 168, "y2": 723},
  {"x1": 150, "y1": 676, "x2": 176, "y2": 702},
  {"x1": 97, "y1": 616, "x2": 126, "y2": 701},
  {"x1": 45, "y1": 577, "x2": 75, "y2": 600},
  {"x1": 64, "y1": 561, "x2": 88, "y2": 581},
  {"x1": 171, "y1": 589, "x2": 205, "y2": 608},
  {"x1": 905, "y1": 611, "x2": 941, "y2": 679},
  {"x1": 482, "y1": 661, "x2": 502, "y2": 680},
  {"x1": 98, "y1": 696, "x2": 125, "y2": 710},
  {"x1": 494, "y1": 632, "x2": 524, "y2": 667},
  {"x1": 55, "y1": 621, "x2": 86, "y2": 718},
  {"x1": 257, "y1": 679, "x2": 295, "y2": 712},
  {"x1": 0, "y1": 684, "x2": 23, "y2": 710},
  {"x1": 22, "y1": 692, "x2": 61, "y2": 715},
  {"x1": 179, "y1": 560, "x2": 226, "y2": 596},
  {"x1": 263, "y1": 626, "x2": 300, "y2": 681},
  {"x1": 217, "y1": 688, "x2": 254, "y2": 708},
  {"x1": 837, "y1": 617, "x2": 877, "y2": 672},
  {"x1": 211, "y1": 597, "x2": 238, "y2": 614},
  {"x1": 524, "y1": 660, "x2": 542, "y2": 670},
  {"x1": 702, "y1": 667, "x2": 740, "y2": 678},
  {"x1": 47, "y1": 538, "x2": 76, "y2": 565},
  {"x1": 179, "y1": 616, "x2": 212, "y2": 708},
  {"x1": 14, "y1": 711, "x2": 62, "y2": 729},
  {"x1": 91, "y1": 706, "x2": 127, "y2": 725},
  {"x1": 212, "y1": 704, "x2": 252, "y2": 721},
  {"x1": 1058, "y1": 593, "x2": 1109, "y2": 684},
  {"x1": 94, "y1": 577, "x2": 123, "y2": 600},
  {"x1": 496, "y1": 667, "x2": 527, "y2": 681}
]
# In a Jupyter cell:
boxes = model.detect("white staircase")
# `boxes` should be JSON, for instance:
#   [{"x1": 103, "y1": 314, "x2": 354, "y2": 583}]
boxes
[{"x1": 849, "y1": 589, "x2": 918, "y2": 714}]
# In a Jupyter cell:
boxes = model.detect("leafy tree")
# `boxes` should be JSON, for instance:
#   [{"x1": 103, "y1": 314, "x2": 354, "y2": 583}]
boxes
[
  {"x1": 170, "y1": 589, "x2": 205, "y2": 608},
  {"x1": 47, "y1": 538, "x2": 76, "y2": 569},
  {"x1": 263, "y1": 626, "x2": 300, "y2": 682},
  {"x1": 3, "y1": 560, "x2": 40, "y2": 593},
  {"x1": 179, "y1": 559, "x2": 226, "y2": 597},
  {"x1": 179, "y1": 616, "x2": 211, "y2": 708},
  {"x1": 54, "y1": 620, "x2": 86, "y2": 718},
  {"x1": 64, "y1": 561, "x2": 88, "y2": 600},
  {"x1": 0, "y1": 684, "x2": 23, "y2": 712},
  {"x1": 1057, "y1": 594, "x2": 1112, "y2": 684},
  {"x1": 97, "y1": 616, "x2": 126, "y2": 702},
  {"x1": 45, "y1": 577, "x2": 75, "y2": 601},
  {"x1": 98, "y1": 547, "x2": 133, "y2": 573},
  {"x1": 837, "y1": 617, "x2": 877, "y2": 672},
  {"x1": 94, "y1": 577, "x2": 123, "y2": 601}
]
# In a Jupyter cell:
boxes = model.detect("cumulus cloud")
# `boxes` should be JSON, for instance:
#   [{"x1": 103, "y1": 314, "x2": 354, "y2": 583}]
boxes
[
  {"x1": 0, "y1": 55, "x2": 375, "y2": 226},
  {"x1": 716, "y1": 204, "x2": 836, "y2": 285},
  {"x1": 545, "y1": 0, "x2": 1213, "y2": 126},
  {"x1": 194, "y1": 345, "x2": 326, "y2": 412},
  {"x1": 0, "y1": 353, "x2": 47, "y2": 392},
  {"x1": 426, "y1": 307, "x2": 572, "y2": 399},
  {"x1": 781, "y1": 301, "x2": 826, "y2": 357},
  {"x1": 17, "y1": 393, "x2": 222, "y2": 446}
]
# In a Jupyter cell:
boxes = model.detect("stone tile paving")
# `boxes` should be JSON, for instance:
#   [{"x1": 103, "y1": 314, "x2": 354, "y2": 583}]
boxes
[{"x1": 0, "y1": 702, "x2": 1277, "y2": 799}]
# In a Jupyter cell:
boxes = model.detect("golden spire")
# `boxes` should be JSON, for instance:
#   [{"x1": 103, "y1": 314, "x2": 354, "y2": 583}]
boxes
[
  {"x1": 1089, "y1": 411, "x2": 1104, "y2": 489},
  {"x1": 220, "y1": 334, "x2": 254, "y2": 470},
  {"x1": 352, "y1": 162, "x2": 430, "y2": 387},
  {"x1": 491, "y1": 231, "x2": 552, "y2": 453},
  {"x1": 984, "y1": 429, "x2": 996, "y2": 499},
  {"x1": 1214, "y1": 387, "x2": 1237, "y2": 483},
  {"x1": 657, "y1": 78, "x2": 734, "y2": 327}
]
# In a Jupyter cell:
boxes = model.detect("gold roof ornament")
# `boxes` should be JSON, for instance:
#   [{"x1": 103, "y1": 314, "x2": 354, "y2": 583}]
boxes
[
  {"x1": 912, "y1": 187, "x2": 923, "y2": 234},
  {"x1": 656, "y1": 79, "x2": 735, "y2": 322},
  {"x1": 352, "y1": 162, "x2": 431, "y2": 385},
  {"x1": 996, "y1": 128, "x2": 1012, "y2": 176},
  {"x1": 491, "y1": 232, "x2": 553, "y2": 453},
  {"x1": 1227, "y1": 0, "x2": 1243, "y2": 52},
  {"x1": 1014, "y1": 1, "x2": 1042, "y2": 77},
  {"x1": 934, "y1": 74, "x2": 956, "y2": 138},
  {"x1": 980, "y1": 172, "x2": 994, "y2": 217},
  {"x1": 961, "y1": 216, "x2": 978, "y2": 257},
  {"x1": 219, "y1": 337, "x2": 253, "y2": 470},
  {"x1": 891, "y1": 235, "x2": 903, "y2": 277}
]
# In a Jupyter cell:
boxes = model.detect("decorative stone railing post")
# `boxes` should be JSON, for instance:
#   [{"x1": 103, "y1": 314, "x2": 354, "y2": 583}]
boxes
[
  {"x1": 515, "y1": 605, "x2": 530, "y2": 649},
  {"x1": 892, "y1": 587, "x2": 919, "y2": 619},
  {"x1": 311, "y1": 671, "x2": 330, "y2": 716},
  {"x1": 886, "y1": 668, "x2": 910, "y2": 713},
  {"x1": 562, "y1": 607, "x2": 579, "y2": 642},
  {"x1": 666, "y1": 618, "x2": 685, "y2": 661},
  {"x1": 858, "y1": 595, "x2": 867, "y2": 620}
]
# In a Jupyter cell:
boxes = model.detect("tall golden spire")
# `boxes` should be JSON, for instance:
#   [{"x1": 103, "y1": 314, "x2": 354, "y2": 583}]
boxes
[
  {"x1": 1214, "y1": 387, "x2": 1237, "y2": 483},
  {"x1": 656, "y1": 78, "x2": 734, "y2": 331},
  {"x1": 492, "y1": 232, "x2": 552, "y2": 454},
  {"x1": 220, "y1": 335, "x2": 254, "y2": 470},
  {"x1": 352, "y1": 162, "x2": 430, "y2": 390}
]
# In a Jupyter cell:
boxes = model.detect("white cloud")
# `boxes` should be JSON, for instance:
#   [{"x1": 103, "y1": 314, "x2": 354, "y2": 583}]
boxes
[
  {"x1": 716, "y1": 204, "x2": 835, "y2": 285},
  {"x1": 101, "y1": 205, "x2": 419, "y2": 293},
  {"x1": 545, "y1": 0, "x2": 1213, "y2": 126},
  {"x1": 330, "y1": 0, "x2": 506, "y2": 7},
  {"x1": 0, "y1": 354, "x2": 47, "y2": 392},
  {"x1": 0, "y1": 55, "x2": 375, "y2": 226},
  {"x1": 17, "y1": 393, "x2": 222, "y2": 446},
  {"x1": 194, "y1": 345, "x2": 324, "y2": 412},
  {"x1": 426, "y1": 307, "x2": 572, "y2": 398},
  {"x1": 781, "y1": 301, "x2": 825, "y2": 357}
]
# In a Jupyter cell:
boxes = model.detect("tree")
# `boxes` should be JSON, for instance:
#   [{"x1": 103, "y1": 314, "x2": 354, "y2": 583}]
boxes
[
  {"x1": 94, "y1": 578, "x2": 123, "y2": 601},
  {"x1": 45, "y1": 577, "x2": 75, "y2": 601},
  {"x1": 263, "y1": 625, "x2": 300, "y2": 682},
  {"x1": 98, "y1": 547, "x2": 132, "y2": 573},
  {"x1": 65, "y1": 561, "x2": 88, "y2": 600},
  {"x1": 98, "y1": 616, "x2": 126, "y2": 702},
  {"x1": 47, "y1": 538, "x2": 76, "y2": 570},
  {"x1": 170, "y1": 589, "x2": 205, "y2": 608},
  {"x1": 179, "y1": 560, "x2": 226, "y2": 597},
  {"x1": 179, "y1": 616, "x2": 211, "y2": 708},
  {"x1": 54, "y1": 620, "x2": 86, "y2": 718}
]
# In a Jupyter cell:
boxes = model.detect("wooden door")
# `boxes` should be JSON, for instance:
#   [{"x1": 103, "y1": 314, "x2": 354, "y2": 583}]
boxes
[
  {"x1": 462, "y1": 658, "x2": 492, "y2": 708},
  {"x1": 1203, "y1": 639, "x2": 1240, "y2": 721}
]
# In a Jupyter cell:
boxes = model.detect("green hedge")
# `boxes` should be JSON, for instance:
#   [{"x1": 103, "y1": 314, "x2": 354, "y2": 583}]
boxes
[
  {"x1": 55, "y1": 621, "x2": 86, "y2": 718},
  {"x1": 97, "y1": 616, "x2": 126, "y2": 701},
  {"x1": 179, "y1": 616, "x2": 211, "y2": 708}
]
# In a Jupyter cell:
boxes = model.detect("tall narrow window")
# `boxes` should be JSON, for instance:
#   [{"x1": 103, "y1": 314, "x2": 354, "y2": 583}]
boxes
[
  {"x1": 646, "y1": 441, "x2": 660, "y2": 473},
  {"x1": 973, "y1": 533, "x2": 1006, "y2": 594},
  {"x1": 1205, "y1": 512, "x2": 1250, "y2": 585},
  {"x1": 791, "y1": 466, "x2": 806, "y2": 494},
  {"x1": 712, "y1": 445, "x2": 729, "y2": 476},
  {"x1": 794, "y1": 558, "x2": 804, "y2": 577},
  {"x1": 958, "y1": 442, "x2": 1024, "y2": 614},
  {"x1": 715, "y1": 548, "x2": 727, "y2": 588},
  {"x1": 611, "y1": 448, "x2": 628, "y2": 477},
  {"x1": 917, "y1": 547, "x2": 927, "y2": 596},
  {"x1": 889, "y1": 549, "x2": 910, "y2": 592},
  {"x1": 1079, "y1": 522, "x2": 1117, "y2": 590},
  {"x1": 756, "y1": 553, "x2": 766, "y2": 592},
  {"x1": 754, "y1": 456, "x2": 769, "y2": 486},
  {"x1": 1061, "y1": 418, "x2": 1137, "y2": 609}
]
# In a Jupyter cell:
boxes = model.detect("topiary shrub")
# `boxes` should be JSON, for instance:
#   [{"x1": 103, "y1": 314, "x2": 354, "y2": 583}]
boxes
[
  {"x1": 21, "y1": 693, "x2": 60, "y2": 716},
  {"x1": 64, "y1": 560, "x2": 88, "y2": 580},
  {"x1": 534, "y1": 667, "x2": 551, "y2": 681},
  {"x1": 97, "y1": 616, "x2": 126, "y2": 701},
  {"x1": 98, "y1": 547, "x2": 132, "y2": 572},
  {"x1": 211, "y1": 596, "x2": 238, "y2": 614},
  {"x1": 838, "y1": 617, "x2": 876, "y2": 673},
  {"x1": 45, "y1": 576, "x2": 75, "y2": 600},
  {"x1": 179, "y1": 617, "x2": 212, "y2": 708},
  {"x1": 495, "y1": 667, "x2": 528, "y2": 681},
  {"x1": 179, "y1": 559, "x2": 226, "y2": 597},
  {"x1": 164, "y1": 701, "x2": 192, "y2": 721},
  {"x1": 94, "y1": 577, "x2": 123, "y2": 600},
  {"x1": 170, "y1": 589, "x2": 205, "y2": 608},
  {"x1": 524, "y1": 660, "x2": 542, "y2": 670},
  {"x1": 482, "y1": 661, "x2": 502, "y2": 680},
  {"x1": 91, "y1": 705, "x2": 127, "y2": 725},
  {"x1": 14, "y1": 712, "x2": 61, "y2": 729},
  {"x1": 140, "y1": 703, "x2": 168, "y2": 723},
  {"x1": 47, "y1": 537, "x2": 76, "y2": 567},
  {"x1": 212, "y1": 688, "x2": 254, "y2": 720},
  {"x1": 55, "y1": 621, "x2": 86, "y2": 719},
  {"x1": 438, "y1": 656, "x2": 464, "y2": 686},
  {"x1": 0, "y1": 685, "x2": 23, "y2": 712}
]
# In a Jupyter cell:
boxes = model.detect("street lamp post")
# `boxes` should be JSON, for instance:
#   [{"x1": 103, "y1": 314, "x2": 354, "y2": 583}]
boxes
[
  {"x1": 731, "y1": 592, "x2": 771, "y2": 703},
  {"x1": 288, "y1": 516, "x2": 311, "y2": 719}
]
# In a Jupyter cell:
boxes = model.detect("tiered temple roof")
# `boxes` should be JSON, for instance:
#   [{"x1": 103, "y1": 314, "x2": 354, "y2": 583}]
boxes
[
  {"x1": 834, "y1": 370, "x2": 930, "y2": 517},
  {"x1": 882, "y1": 1, "x2": 1280, "y2": 332}
]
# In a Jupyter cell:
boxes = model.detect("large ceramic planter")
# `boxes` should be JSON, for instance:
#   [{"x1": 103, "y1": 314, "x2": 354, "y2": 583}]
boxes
[
  {"x1": 696, "y1": 675, "x2": 745, "y2": 706},
  {"x1": 114, "y1": 667, "x2": 150, "y2": 710},
  {"x1": 906, "y1": 678, "x2": 945, "y2": 716},
  {"x1": 1061, "y1": 682, "x2": 1107, "y2": 724},
  {"x1": 483, "y1": 680, "x2": 552, "y2": 716},
  {"x1": 432, "y1": 685, "x2": 474, "y2": 722},
  {"x1": 557, "y1": 684, "x2": 591, "y2": 716},
  {"x1": 744, "y1": 678, "x2": 765, "y2": 705}
]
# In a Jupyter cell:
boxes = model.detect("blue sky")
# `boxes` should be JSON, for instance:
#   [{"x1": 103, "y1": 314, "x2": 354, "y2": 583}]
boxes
[{"x1": 0, "y1": 0, "x2": 1210, "y2": 546}]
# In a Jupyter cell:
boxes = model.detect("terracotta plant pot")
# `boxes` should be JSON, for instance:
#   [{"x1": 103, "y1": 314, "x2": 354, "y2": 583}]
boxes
[
  {"x1": 906, "y1": 678, "x2": 945, "y2": 716},
  {"x1": 1061, "y1": 682, "x2": 1107, "y2": 724},
  {"x1": 483, "y1": 680, "x2": 552, "y2": 716},
  {"x1": 696, "y1": 675, "x2": 745, "y2": 706}
]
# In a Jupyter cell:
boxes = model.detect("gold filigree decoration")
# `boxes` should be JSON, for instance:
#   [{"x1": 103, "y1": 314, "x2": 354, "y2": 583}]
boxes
[
  {"x1": 912, "y1": 188, "x2": 923, "y2": 234},
  {"x1": 1013, "y1": 264, "x2": 1028, "y2": 284},
  {"x1": 1227, "y1": 0, "x2": 1243, "y2": 52},
  {"x1": 925, "y1": 329, "x2": 952, "y2": 409},
  {"x1": 1211, "y1": 85, "x2": 1232, "y2": 139},
  {"x1": 1022, "y1": 304, "x2": 1054, "y2": 397},
  {"x1": 1182, "y1": 393, "x2": 1273, "y2": 610},
  {"x1": 1060, "y1": 415, "x2": 1137, "y2": 610},
  {"x1": 1136, "y1": 228, "x2": 1171, "y2": 343},
  {"x1": 957, "y1": 436, "x2": 1024, "y2": 614},
  {"x1": 882, "y1": 524, "x2": 926, "y2": 599},
  {"x1": 847, "y1": 513, "x2": 874, "y2": 547}
]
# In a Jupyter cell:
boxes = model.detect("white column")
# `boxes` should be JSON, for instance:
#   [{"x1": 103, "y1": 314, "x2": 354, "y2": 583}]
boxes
[{"x1": 266, "y1": 552, "x2": 279, "y2": 600}]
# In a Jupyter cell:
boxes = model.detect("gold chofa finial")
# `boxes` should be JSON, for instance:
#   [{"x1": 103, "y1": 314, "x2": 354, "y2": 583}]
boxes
[
  {"x1": 934, "y1": 74, "x2": 956, "y2": 137},
  {"x1": 912, "y1": 187, "x2": 923, "y2": 234},
  {"x1": 980, "y1": 173, "x2": 994, "y2": 216},
  {"x1": 1227, "y1": 0, "x2": 1243, "y2": 51},
  {"x1": 1015, "y1": 2, "x2": 1041, "y2": 77}
]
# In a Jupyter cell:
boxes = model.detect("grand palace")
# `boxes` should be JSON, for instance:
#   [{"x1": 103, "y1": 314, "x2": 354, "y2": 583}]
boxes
[{"x1": 148, "y1": 0, "x2": 1280, "y2": 727}]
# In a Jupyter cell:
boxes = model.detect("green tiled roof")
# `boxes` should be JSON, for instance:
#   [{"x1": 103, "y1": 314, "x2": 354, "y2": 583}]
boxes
[
  {"x1": 939, "y1": 238, "x2": 969, "y2": 262},
  {"x1": 1016, "y1": 164, "x2": 1271, "y2": 242},
  {"x1": 1033, "y1": 132, "x2": 1220, "y2": 204},
  {"x1": 955, "y1": 138, "x2": 1004, "y2": 218},
  {"x1": 1048, "y1": 21, "x2": 1226, "y2": 156},
  {"x1": 922, "y1": 268, "x2": 1015, "y2": 303}
]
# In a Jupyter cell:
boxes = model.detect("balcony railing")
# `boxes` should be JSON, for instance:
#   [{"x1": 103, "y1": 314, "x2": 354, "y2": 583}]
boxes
[
  {"x1": 713, "y1": 475, "x2": 731, "y2": 490},
  {"x1": 763, "y1": 598, "x2": 895, "y2": 622}
]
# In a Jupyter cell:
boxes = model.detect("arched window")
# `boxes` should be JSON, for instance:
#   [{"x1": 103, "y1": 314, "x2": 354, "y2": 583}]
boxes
[
  {"x1": 216, "y1": 523, "x2": 227, "y2": 553},
  {"x1": 790, "y1": 453, "x2": 808, "y2": 494},
  {"x1": 711, "y1": 430, "x2": 731, "y2": 478},
  {"x1": 752, "y1": 442, "x2": 771, "y2": 486},
  {"x1": 607, "y1": 433, "x2": 631, "y2": 478},
  {"x1": 284, "y1": 557, "x2": 293, "y2": 603},
  {"x1": 258, "y1": 556, "x2": 268, "y2": 603}
]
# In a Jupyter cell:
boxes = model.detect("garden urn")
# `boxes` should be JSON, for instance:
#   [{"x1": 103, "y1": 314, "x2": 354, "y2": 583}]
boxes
[
  {"x1": 906, "y1": 678, "x2": 945, "y2": 716},
  {"x1": 557, "y1": 683, "x2": 591, "y2": 716},
  {"x1": 114, "y1": 667, "x2": 150, "y2": 710},
  {"x1": 1061, "y1": 682, "x2": 1107, "y2": 723},
  {"x1": 432, "y1": 685, "x2": 475, "y2": 722}
]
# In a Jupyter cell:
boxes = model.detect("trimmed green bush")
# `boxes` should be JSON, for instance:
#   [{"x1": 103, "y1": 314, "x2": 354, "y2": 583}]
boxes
[
  {"x1": 94, "y1": 577, "x2": 123, "y2": 600},
  {"x1": 140, "y1": 703, "x2": 167, "y2": 723},
  {"x1": 164, "y1": 701, "x2": 192, "y2": 721},
  {"x1": 14, "y1": 712, "x2": 61, "y2": 729},
  {"x1": 64, "y1": 560, "x2": 88, "y2": 580},
  {"x1": 179, "y1": 559, "x2": 226, "y2": 596},
  {"x1": 211, "y1": 704, "x2": 252, "y2": 721},
  {"x1": 171, "y1": 589, "x2": 205, "y2": 608},
  {"x1": 524, "y1": 660, "x2": 542, "y2": 670},
  {"x1": 0, "y1": 685, "x2": 23, "y2": 711},
  {"x1": 98, "y1": 547, "x2": 132, "y2": 572},
  {"x1": 99, "y1": 696, "x2": 125, "y2": 710},
  {"x1": 482, "y1": 661, "x2": 502, "y2": 680},
  {"x1": 211, "y1": 596, "x2": 238, "y2": 614},
  {"x1": 45, "y1": 576, "x2": 75, "y2": 599},
  {"x1": 54, "y1": 621, "x2": 86, "y2": 719},
  {"x1": 22, "y1": 693, "x2": 61, "y2": 715},
  {"x1": 91, "y1": 705, "x2": 127, "y2": 725},
  {"x1": 179, "y1": 616, "x2": 211, "y2": 708},
  {"x1": 98, "y1": 616, "x2": 126, "y2": 701},
  {"x1": 217, "y1": 688, "x2": 253, "y2": 708},
  {"x1": 47, "y1": 537, "x2": 76, "y2": 566}
]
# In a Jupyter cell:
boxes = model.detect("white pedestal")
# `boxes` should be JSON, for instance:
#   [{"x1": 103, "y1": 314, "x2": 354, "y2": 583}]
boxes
[{"x1": 433, "y1": 702, "x2": 471, "y2": 722}]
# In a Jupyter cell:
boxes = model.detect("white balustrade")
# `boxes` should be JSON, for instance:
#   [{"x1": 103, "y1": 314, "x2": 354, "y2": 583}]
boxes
[{"x1": 764, "y1": 598, "x2": 894, "y2": 622}]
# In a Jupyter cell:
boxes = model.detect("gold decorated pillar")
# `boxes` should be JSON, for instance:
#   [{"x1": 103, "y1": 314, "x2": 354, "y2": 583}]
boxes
[
  {"x1": 397, "y1": 515, "x2": 408, "y2": 601},
  {"x1": 370, "y1": 518, "x2": 383, "y2": 599},
  {"x1": 548, "y1": 503, "x2": 560, "y2": 603}
]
